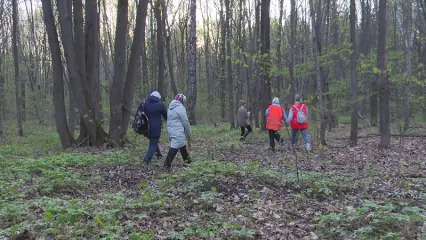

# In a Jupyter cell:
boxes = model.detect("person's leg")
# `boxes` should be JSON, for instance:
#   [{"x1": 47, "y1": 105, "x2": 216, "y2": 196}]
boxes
[
  {"x1": 240, "y1": 127, "x2": 245, "y2": 137},
  {"x1": 301, "y1": 129, "x2": 311, "y2": 150},
  {"x1": 273, "y1": 130, "x2": 282, "y2": 144},
  {"x1": 291, "y1": 129, "x2": 298, "y2": 145},
  {"x1": 243, "y1": 126, "x2": 252, "y2": 139},
  {"x1": 144, "y1": 137, "x2": 159, "y2": 163},
  {"x1": 164, "y1": 147, "x2": 179, "y2": 168},
  {"x1": 268, "y1": 130, "x2": 275, "y2": 150},
  {"x1": 155, "y1": 141, "x2": 163, "y2": 158},
  {"x1": 179, "y1": 145, "x2": 191, "y2": 164}
]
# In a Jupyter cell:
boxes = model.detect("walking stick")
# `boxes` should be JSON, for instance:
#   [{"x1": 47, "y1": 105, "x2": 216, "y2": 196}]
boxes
[{"x1": 284, "y1": 126, "x2": 300, "y2": 185}]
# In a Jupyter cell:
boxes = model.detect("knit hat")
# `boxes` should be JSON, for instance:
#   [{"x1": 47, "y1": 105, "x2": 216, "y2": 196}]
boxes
[
  {"x1": 272, "y1": 97, "x2": 280, "y2": 105},
  {"x1": 175, "y1": 93, "x2": 186, "y2": 105},
  {"x1": 151, "y1": 91, "x2": 161, "y2": 100}
]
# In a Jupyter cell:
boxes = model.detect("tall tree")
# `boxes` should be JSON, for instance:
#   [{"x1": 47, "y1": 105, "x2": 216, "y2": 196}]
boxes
[
  {"x1": 309, "y1": 0, "x2": 327, "y2": 145},
  {"x1": 377, "y1": 0, "x2": 390, "y2": 148},
  {"x1": 12, "y1": 0, "x2": 23, "y2": 136},
  {"x1": 155, "y1": 0, "x2": 166, "y2": 96},
  {"x1": 0, "y1": 0, "x2": 5, "y2": 136},
  {"x1": 225, "y1": 0, "x2": 235, "y2": 128},
  {"x1": 41, "y1": 0, "x2": 74, "y2": 148},
  {"x1": 187, "y1": 0, "x2": 197, "y2": 124},
  {"x1": 260, "y1": 0, "x2": 271, "y2": 130},
  {"x1": 57, "y1": 0, "x2": 106, "y2": 147},
  {"x1": 402, "y1": 0, "x2": 413, "y2": 129},
  {"x1": 122, "y1": 0, "x2": 149, "y2": 137},
  {"x1": 109, "y1": 0, "x2": 129, "y2": 145},
  {"x1": 289, "y1": 0, "x2": 296, "y2": 104},
  {"x1": 349, "y1": 0, "x2": 358, "y2": 146}
]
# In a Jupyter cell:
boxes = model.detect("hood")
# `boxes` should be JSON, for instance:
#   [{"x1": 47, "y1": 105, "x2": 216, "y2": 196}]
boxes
[
  {"x1": 272, "y1": 97, "x2": 280, "y2": 105},
  {"x1": 147, "y1": 95, "x2": 160, "y2": 103},
  {"x1": 151, "y1": 91, "x2": 161, "y2": 100},
  {"x1": 169, "y1": 99, "x2": 183, "y2": 110}
]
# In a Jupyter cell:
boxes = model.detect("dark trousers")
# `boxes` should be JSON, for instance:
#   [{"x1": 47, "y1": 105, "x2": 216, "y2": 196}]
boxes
[
  {"x1": 268, "y1": 130, "x2": 281, "y2": 149},
  {"x1": 143, "y1": 137, "x2": 161, "y2": 162},
  {"x1": 240, "y1": 125, "x2": 252, "y2": 138},
  {"x1": 164, "y1": 145, "x2": 191, "y2": 168}
]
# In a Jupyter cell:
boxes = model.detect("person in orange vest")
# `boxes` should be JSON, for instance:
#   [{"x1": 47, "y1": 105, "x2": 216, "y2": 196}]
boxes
[
  {"x1": 285, "y1": 94, "x2": 311, "y2": 151},
  {"x1": 265, "y1": 97, "x2": 287, "y2": 151}
]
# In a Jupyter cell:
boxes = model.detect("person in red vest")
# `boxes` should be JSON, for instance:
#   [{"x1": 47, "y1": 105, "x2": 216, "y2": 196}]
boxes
[
  {"x1": 265, "y1": 97, "x2": 287, "y2": 151},
  {"x1": 286, "y1": 94, "x2": 311, "y2": 151}
]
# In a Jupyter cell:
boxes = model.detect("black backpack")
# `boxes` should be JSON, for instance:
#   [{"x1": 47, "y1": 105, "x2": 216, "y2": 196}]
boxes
[{"x1": 132, "y1": 100, "x2": 149, "y2": 137}]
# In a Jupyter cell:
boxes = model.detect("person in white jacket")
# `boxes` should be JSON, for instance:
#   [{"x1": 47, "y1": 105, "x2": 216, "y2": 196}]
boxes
[{"x1": 164, "y1": 94, "x2": 192, "y2": 169}]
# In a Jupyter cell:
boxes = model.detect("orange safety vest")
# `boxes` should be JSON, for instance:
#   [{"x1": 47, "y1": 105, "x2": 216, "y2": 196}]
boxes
[{"x1": 266, "y1": 105, "x2": 284, "y2": 130}]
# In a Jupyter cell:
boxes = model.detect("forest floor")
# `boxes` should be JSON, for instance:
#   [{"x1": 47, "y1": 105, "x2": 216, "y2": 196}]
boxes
[{"x1": 1, "y1": 122, "x2": 426, "y2": 240}]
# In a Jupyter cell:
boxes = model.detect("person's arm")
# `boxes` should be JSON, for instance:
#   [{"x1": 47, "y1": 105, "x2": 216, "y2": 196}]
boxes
[
  {"x1": 286, "y1": 109, "x2": 293, "y2": 125},
  {"x1": 179, "y1": 107, "x2": 192, "y2": 136},
  {"x1": 265, "y1": 107, "x2": 270, "y2": 117},
  {"x1": 161, "y1": 103, "x2": 167, "y2": 120},
  {"x1": 244, "y1": 109, "x2": 249, "y2": 119},
  {"x1": 305, "y1": 105, "x2": 308, "y2": 118},
  {"x1": 283, "y1": 108, "x2": 288, "y2": 122}
]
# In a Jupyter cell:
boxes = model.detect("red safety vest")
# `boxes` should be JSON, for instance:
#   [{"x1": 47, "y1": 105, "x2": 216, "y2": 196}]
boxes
[
  {"x1": 291, "y1": 104, "x2": 309, "y2": 130},
  {"x1": 266, "y1": 105, "x2": 284, "y2": 130}
]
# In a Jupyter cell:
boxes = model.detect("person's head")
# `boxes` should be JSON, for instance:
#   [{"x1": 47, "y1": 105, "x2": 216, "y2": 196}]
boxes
[
  {"x1": 240, "y1": 100, "x2": 246, "y2": 106},
  {"x1": 151, "y1": 91, "x2": 161, "y2": 100},
  {"x1": 272, "y1": 97, "x2": 280, "y2": 105},
  {"x1": 295, "y1": 94, "x2": 302, "y2": 103},
  {"x1": 175, "y1": 93, "x2": 186, "y2": 105}
]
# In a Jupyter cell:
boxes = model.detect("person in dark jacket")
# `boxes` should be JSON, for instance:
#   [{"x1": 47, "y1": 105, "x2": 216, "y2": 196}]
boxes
[
  {"x1": 237, "y1": 100, "x2": 252, "y2": 142},
  {"x1": 142, "y1": 91, "x2": 167, "y2": 163}
]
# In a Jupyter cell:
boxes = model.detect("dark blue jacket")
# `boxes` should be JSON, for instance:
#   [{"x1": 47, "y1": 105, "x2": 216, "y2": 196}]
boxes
[{"x1": 144, "y1": 96, "x2": 167, "y2": 138}]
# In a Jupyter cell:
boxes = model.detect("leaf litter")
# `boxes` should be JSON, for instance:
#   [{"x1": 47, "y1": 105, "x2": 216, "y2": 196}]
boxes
[{"x1": 1, "y1": 125, "x2": 426, "y2": 239}]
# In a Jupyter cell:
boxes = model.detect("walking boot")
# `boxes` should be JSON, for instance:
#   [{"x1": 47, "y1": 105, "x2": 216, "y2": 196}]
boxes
[{"x1": 163, "y1": 148, "x2": 178, "y2": 169}]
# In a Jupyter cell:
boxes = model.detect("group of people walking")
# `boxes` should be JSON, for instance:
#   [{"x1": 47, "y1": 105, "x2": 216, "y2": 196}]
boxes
[
  {"x1": 142, "y1": 91, "x2": 192, "y2": 169},
  {"x1": 238, "y1": 94, "x2": 311, "y2": 151},
  {"x1": 141, "y1": 91, "x2": 311, "y2": 170}
]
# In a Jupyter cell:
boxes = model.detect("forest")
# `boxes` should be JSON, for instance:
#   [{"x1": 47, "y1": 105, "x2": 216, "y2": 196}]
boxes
[{"x1": 0, "y1": 0, "x2": 426, "y2": 239}]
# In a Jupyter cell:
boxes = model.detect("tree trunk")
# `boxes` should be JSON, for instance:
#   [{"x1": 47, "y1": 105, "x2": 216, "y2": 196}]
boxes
[
  {"x1": 377, "y1": 0, "x2": 390, "y2": 148},
  {"x1": 204, "y1": 11, "x2": 213, "y2": 103},
  {"x1": 220, "y1": 0, "x2": 226, "y2": 121},
  {"x1": 370, "y1": 0, "x2": 379, "y2": 128},
  {"x1": 289, "y1": 0, "x2": 296, "y2": 104},
  {"x1": 187, "y1": 0, "x2": 197, "y2": 124},
  {"x1": 260, "y1": 0, "x2": 272, "y2": 131},
  {"x1": 275, "y1": 0, "x2": 283, "y2": 97},
  {"x1": 402, "y1": 0, "x2": 413, "y2": 130},
  {"x1": 225, "y1": 0, "x2": 235, "y2": 128},
  {"x1": 41, "y1": 0, "x2": 74, "y2": 148},
  {"x1": 155, "y1": 0, "x2": 166, "y2": 96},
  {"x1": 309, "y1": 0, "x2": 327, "y2": 145},
  {"x1": 349, "y1": 0, "x2": 358, "y2": 146},
  {"x1": 85, "y1": 0, "x2": 102, "y2": 126},
  {"x1": 122, "y1": 0, "x2": 149, "y2": 138},
  {"x1": 12, "y1": 0, "x2": 23, "y2": 136},
  {"x1": 57, "y1": 0, "x2": 106, "y2": 147},
  {"x1": 165, "y1": 13, "x2": 178, "y2": 97},
  {"x1": 0, "y1": 0, "x2": 5, "y2": 136},
  {"x1": 109, "y1": 0, "x2": 129, "y2": 146}
]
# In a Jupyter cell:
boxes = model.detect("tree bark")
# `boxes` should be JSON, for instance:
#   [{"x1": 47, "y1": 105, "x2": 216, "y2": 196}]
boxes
[
  {"x1": 0, "y1": 0, "x2": 4, "y2": 136},
  {"x1": 289, "y1": 0, "x2": 296, "y2": 104},
  {"x1": 122, "y1": 0, "x2": 149, "y2": 137},
  {"x1": 109, "y1": 0, "x2": 129, "y2": 146},
  {"x1": 402, "y1": 0, "x2": 413, "y2": 130},
  {"x1": 155, "y1": 0, "x2": 166, "y2": 96},
  {"x1": 225, "y1": 0, "x2": 235, "y2": 128},
  {"x1": 260, "y1": 0, "x2": 272, "y2": 131},
  {"x1": 275, "y1": 0, "x2": 283, "y2": 97},
  {"x1": 349, "y1": 0, "x2": 358, "y2": 146},
  {"x1": 85, "y1": 0, "x2": 102, "y2": 126},
  {"x1": 377, "y1": 0, "x2": 390, "y2": 148},
  {"x1": 309, "y1": 0, "x2": 327, "y2": 145},
  {"x1": 12, "y1": 0, "x2": 23, "y2": 136},
  {"x1": 220, "y1": 0, "x2": 226, "y2": 120},
  {"x1": 165, "y1": 10, "x2": 178, "y2": 97},
  {"x1": 41, "y1": 0, "x2": 74, "y2": 148},
  {"x1": 56, "y1": 0, "x2": 106, "y2": 147},
  {"x1": 187, "y1": 0, "x2": 197, "y2": 124}
]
